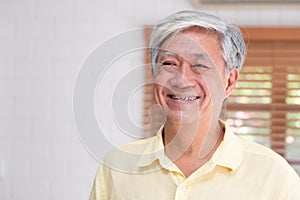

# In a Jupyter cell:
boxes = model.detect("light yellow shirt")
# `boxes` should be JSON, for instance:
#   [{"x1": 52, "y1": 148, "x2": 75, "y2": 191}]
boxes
[{"x1": 89, "y1": 122, "x2": 300, "y2": 200}]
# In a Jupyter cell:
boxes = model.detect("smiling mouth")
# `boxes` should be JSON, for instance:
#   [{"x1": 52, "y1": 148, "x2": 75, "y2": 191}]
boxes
[{"x1": 167, "y1": 94, "x2": 200, "y2": 101}]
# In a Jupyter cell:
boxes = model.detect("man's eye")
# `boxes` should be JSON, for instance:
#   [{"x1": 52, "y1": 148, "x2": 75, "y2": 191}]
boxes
[
  {"x1": 193, "y1": 64, "x2": 208, "y2": 69},
  {"x1": 162, "y1": 61, "x2": 176, "y2": 66}
]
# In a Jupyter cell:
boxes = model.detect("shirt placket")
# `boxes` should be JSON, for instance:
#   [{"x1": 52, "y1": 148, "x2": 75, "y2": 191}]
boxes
[
  {"x1": 174, "y1": 162, "x2": 216, "y2": 200},
  {"x1": 175, "y1": 182, "x2": 189, "y2": 200}
]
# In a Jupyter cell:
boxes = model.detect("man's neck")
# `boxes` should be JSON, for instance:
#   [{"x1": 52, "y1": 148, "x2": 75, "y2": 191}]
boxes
[{"x1": 163, "y1": 119, "x2": 224, "y2": 177}]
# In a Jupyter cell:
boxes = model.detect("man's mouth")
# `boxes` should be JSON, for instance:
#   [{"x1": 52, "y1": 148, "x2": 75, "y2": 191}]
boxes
[{"x1": 167, "y1": 94, "x2": 200, "y2": 101}]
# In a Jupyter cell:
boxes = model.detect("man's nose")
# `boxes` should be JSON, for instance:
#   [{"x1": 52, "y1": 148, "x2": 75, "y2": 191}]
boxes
[{"x1": 169, "y1": 62, "x2": 196, "y2": 88}]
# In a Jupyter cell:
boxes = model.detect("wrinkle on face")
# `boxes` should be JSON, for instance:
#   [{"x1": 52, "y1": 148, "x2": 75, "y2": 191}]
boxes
[{"x1": 153, "y1": 29, "x2": 228, "y2": 125}]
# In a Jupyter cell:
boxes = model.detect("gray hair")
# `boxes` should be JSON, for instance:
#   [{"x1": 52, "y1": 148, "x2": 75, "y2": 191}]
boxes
[{"x1": 149, "y1": 10, "x2": 246, "y2": 75}]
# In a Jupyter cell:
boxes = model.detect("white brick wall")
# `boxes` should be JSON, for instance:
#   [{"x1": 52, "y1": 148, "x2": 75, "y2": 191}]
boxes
[{"x1": 0, "y1": 0, "x2": 300, "y2": 199}]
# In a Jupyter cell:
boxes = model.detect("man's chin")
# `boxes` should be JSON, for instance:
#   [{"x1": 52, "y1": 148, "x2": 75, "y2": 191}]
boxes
[{"x1": 166, "y1": 111, "x2": 201, "y2": 125}]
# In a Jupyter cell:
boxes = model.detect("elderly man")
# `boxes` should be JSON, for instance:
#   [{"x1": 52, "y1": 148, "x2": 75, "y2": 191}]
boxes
[{"x1": 90, "y1": 10, "x2": 300, "y2": 199}]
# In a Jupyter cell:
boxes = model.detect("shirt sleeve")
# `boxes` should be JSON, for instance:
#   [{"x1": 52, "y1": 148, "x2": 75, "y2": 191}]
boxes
[
  {"x1": 286, "y1": 175, "x2": 300, "y2": 199},
  {"x1": 89, "y1": 165, "x2": 107, "y2": 200},
  {"x1": 281, "y1": 166, "x2": 300, "y2": 200}
]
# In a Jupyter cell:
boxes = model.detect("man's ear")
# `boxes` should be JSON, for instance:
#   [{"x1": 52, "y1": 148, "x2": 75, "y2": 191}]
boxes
[{"x1": 225, "y1": 68, "x2": 239, "y2": 98}]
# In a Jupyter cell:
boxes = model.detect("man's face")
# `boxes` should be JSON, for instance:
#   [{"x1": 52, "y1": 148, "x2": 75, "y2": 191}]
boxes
[{"x1": 153, "y1": 29, "x2": 235, "y2": 124}]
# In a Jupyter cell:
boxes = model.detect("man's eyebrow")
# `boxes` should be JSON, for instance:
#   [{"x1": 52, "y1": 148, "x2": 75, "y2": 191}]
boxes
[
  {"x1": 192, "y1": 53, "x2": 210, "y2": 60},
  {"x1": 192, "y1": 53, "x2": 214, "y2": 64},
  {"x1": 158, "y1": 51, "x2": 214, "y2": 64},
  {"x1": 158, "y1": 51, "x2": 177, "y2": 58}
]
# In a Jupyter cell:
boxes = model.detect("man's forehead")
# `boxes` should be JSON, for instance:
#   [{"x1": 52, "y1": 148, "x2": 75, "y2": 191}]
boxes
[{"x1": 161, "y1": 33, "x2": 204, "y2": 49}]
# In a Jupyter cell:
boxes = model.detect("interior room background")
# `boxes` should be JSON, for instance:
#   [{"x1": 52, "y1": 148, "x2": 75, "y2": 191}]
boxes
[{"x1": 0, "y1": 0, "x2": 300, "y2": 199}]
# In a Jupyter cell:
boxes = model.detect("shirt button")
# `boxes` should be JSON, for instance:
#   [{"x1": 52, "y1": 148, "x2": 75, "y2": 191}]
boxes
[{"x1": 179, "y1": 184, "x2": 186, "y2": 192}]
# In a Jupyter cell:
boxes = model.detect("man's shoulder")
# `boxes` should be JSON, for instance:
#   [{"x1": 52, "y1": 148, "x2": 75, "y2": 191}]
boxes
[
  {"x1": 118, "y1": 134, "x2": 157, "y2": 153},
  {"x1": 238, "y1": 136, "x2": 281, "y2": 159},
  {"x1": 102, "y1": 135, "x2": 158, "y2": 173},
  {"x1": 237, "y1": 135, "x2": 300, "y2": 193},
  {"x1": 237, "y1": 135, "x2": 295, "y2": 172}
]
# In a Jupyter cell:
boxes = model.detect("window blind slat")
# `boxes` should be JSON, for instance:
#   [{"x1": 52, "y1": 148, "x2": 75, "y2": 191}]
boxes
[{"x1": 226, "y1": 36, "x2": 300, "y2": 162}]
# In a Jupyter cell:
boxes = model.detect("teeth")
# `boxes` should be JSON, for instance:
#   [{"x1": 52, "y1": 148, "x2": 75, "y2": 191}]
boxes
[{"x1": 170, "y1": 95, "x2": 199, "y2": 101}]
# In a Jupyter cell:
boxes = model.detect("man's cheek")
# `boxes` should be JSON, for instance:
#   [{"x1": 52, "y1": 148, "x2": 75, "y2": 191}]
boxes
[{"x1": 202, "y1": 73, "x2": 226, "y2": 105}]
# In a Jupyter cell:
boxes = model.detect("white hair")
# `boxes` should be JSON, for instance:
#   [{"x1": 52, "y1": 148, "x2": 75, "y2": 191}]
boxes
[{"x1": 149, "y1": 10, "x2": 246, "y2": 75}]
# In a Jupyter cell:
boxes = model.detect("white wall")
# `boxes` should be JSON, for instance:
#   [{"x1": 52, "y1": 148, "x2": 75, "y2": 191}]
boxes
[{"x1": 0, "y1": 0, "x2": 299, "y2": 199}]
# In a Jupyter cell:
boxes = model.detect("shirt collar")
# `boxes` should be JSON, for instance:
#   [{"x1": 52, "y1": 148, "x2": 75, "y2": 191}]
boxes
[
  {"x1": 210, "y1": 121, "x2": 243, "y2": 171},
  {"x1": 137, "y1": 126, "x2": 180, "y2": 171},
  {"x1": 137, "y1": 120, "x2": 243, "y2": 172}
]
